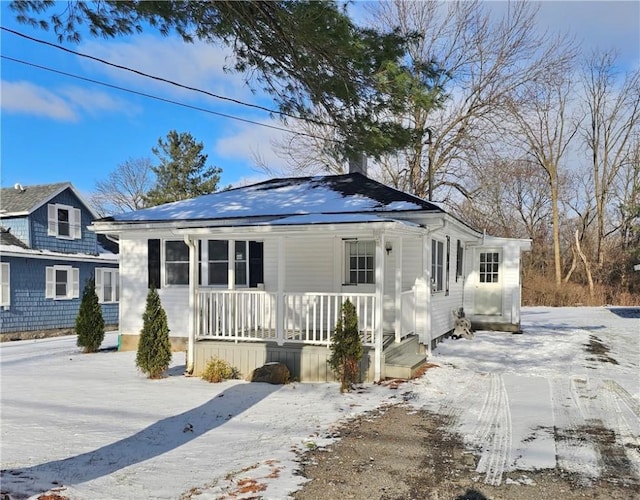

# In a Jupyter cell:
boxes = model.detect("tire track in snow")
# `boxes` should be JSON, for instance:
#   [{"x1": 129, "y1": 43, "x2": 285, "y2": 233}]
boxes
[
  {"x1": 474, "y1": 373, "x2": 512, "y2": 486},
  {"x1": 604, "y1": 379, "x2": 640, "y2": 420}
]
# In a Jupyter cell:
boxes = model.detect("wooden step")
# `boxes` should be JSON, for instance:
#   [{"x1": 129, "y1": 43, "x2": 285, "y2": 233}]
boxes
[{"x1": 383, "y1": 335, "x2": 427, "y2": 379}]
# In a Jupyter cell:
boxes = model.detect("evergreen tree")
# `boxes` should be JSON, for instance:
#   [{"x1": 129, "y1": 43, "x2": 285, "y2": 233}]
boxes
[
  {"x1": 75, "y1": 278, "x2": 105, "y2": 353},
  {"x1": 136, "y1": 287, "x2": 172, "y2": 379},
  {"x1": 328, "y1": 299, "x2": 363, "y2": 393},
  {"x1": 143, "y1": 130, "x2": 221, "y2": 207}
]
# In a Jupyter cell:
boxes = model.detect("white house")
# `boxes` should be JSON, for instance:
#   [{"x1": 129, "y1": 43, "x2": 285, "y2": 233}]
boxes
[{"x1": 90, "y1": 172, "x2": 531, "y2": 382}]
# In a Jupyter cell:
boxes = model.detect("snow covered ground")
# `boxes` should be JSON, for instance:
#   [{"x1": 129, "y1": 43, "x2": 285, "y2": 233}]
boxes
[{"x1": 1, "y1": 306, "x2": 638, "y2": 498}]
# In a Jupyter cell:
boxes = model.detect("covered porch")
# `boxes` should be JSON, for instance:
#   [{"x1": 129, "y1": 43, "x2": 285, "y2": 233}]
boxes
[{"x1": 177, "y1": 220, "x2": 434, "y2": 381}]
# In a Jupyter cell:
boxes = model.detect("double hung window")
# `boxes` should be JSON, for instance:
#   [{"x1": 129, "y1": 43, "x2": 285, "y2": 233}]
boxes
[{"x1": 345, "y1": 240, "x2": 375, "y2": 285}]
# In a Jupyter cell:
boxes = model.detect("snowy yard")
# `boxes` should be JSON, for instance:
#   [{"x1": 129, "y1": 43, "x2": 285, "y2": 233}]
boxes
[{"x1": 1, "y1": 307, "x2": 638, "y2": 499}]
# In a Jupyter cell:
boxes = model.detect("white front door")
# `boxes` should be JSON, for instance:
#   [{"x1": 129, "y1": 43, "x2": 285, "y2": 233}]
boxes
[{"x1": 474, "y1": 249, "x2": 502, "y2": 315}]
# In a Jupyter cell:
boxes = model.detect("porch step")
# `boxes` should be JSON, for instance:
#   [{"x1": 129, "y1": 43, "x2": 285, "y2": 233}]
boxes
[{"x1": 383, "y1": 335, "x2": 428, "y2": 380}]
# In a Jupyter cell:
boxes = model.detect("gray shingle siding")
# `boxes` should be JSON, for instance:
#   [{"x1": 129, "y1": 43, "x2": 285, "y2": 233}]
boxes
[{"x1": 0, "y1": 256, "x2": 118, "y2": 333}]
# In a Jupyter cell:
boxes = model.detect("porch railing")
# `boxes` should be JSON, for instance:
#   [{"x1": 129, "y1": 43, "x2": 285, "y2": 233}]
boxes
[{"x1": 196, "y1": 290, "x2": 376, "y2": 346}]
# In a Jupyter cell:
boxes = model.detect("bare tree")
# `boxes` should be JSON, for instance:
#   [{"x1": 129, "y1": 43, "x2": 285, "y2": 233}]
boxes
[
  {"x1": 89, "y1": 157, "x2": 155, "y2": 217},
  {"x1": 369, "y1": 0, "x2": 575, "y2": 202},
  {"x1": 506, "y1": 62, "x2": 581, "y2": 287},
  {"x1": 580, "y1": 50, "x2": 640, "y2": 267},
  {"x1": 263, "y1": 0, "x2": 574, "y2": 205}
]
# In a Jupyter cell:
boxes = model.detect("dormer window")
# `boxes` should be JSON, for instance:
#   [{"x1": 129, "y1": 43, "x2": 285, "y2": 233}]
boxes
[{"x1": 48, "y1": 203, "x2": 81, "y2": 239}]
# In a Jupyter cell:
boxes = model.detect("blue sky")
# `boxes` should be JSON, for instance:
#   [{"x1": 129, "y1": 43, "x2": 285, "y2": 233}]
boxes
[{"x1": 2, "y1": 1, "x2": 639, "y2": 199}]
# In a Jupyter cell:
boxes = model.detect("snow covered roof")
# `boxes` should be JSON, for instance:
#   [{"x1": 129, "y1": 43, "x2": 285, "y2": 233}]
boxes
[
  {"x1": 106, "y1": 173, "x2": 443, "y2": 224},
  {"x1": 0, "y1": 244, "x2": 118, "y2": 263}
]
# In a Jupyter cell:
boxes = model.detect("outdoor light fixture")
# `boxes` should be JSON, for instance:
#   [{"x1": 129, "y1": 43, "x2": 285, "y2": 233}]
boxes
[{"x1": 385, "y1": 242, "x2": 393, "y2": 255}]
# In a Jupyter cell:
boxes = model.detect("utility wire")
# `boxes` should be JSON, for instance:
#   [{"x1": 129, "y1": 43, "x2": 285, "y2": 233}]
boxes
[
  {"x1": 1, "y1": 26, "x2": 334, "y2": 128},
  {"x1": 2, "y1": 54, "x2": 340, "y2": 143}
]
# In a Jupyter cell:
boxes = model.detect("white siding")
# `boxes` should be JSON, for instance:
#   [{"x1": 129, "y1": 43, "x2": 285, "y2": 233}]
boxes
[
  {"x1": 119, "y1": 238, "x2": 151, "y2": 337},
  {"x1": 429, "y1": 227, "x2": 467, "y2": 339},
  {"x1": 282, "y1": 237, "x2": 336, "y2": 292}
]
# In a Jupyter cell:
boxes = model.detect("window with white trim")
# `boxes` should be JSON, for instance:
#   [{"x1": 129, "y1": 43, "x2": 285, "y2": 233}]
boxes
[
  {"x1": 95, "y1": 268, "x2": 119, "y2": 303},
  {"x1": 45, "y1": 265, "x2": 79, "y2": 300},
  {"x1": 345, "y1": 240, "x2": 375, "y2": 285},
  {"x1": 47, "y1": 203, "x2": 81, "y2": 239},
  {"x1": 431, "y1": 239, "x2": 444, "y2": 292},
  {"x1": 203, "y1": 240, "x2": 250, "y2": 286},
  {"x1": 0, "y1": 262, "x2": 10, "y2": 307},
  {"x1": 165, "y1": 240, "x2": 189, "y2": 285}
]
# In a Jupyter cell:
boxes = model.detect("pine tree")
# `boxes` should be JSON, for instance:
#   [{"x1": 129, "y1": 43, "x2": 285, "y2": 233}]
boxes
[
  {"x1": 136, "y1": 287, "x2": 172, "y2": 379},
  {"x1": 328, "y1": 299, "x2": 363, "y2": 393},
  {"x1": 76, "y1": 278, "x2": 105, "y2": 353},
  {"x1": 143, "y1": 131, "x2": 221, "y2": 207}
]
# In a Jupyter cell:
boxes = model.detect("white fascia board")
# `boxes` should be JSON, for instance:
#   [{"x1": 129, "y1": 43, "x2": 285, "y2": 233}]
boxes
[{"x1": 172, "y1": 220, "x2": 425, "y2": 239}]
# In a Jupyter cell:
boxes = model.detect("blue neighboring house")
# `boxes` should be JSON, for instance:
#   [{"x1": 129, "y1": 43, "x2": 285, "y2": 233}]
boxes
[{"x1": 0, "y1": 182, "x2": 119, "y2": 338}]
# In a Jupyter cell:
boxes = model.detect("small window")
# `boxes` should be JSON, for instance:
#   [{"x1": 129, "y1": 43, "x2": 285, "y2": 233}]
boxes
[
  {"x1": 47, "y1": 204, "x2": 81, "y2": 239},
  {"x1": 0, "y1": 262, "x2": 10, "y2": 307},
  {"x1": 479, "y1": 252, "x2": 500, "y2": 283},
  {"x1": 95, "y1": 268, "x2": 119, "y2": 303},
  {"x1": 45, "y1": 265, "x2": 79, "y2": 300},
  {"x1": 431, "y1": 239, "x2": 444, "y2": 292},
  {"x1": 345, "y1": 240, "x2": 375, "y2": 285},
  {"x1": 165, "y1": 241, "x2": 189, "y2": 285}
]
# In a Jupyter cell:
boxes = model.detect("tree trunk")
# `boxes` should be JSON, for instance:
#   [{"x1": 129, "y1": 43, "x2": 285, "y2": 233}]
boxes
[{"x1": 575, "y1": 229, "x2": 595, "y2": 299}]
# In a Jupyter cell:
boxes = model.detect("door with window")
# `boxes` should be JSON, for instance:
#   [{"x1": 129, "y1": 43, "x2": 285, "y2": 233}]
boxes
[{"x1": 474, "y1": 249, "x2": 502, "y2": 315}]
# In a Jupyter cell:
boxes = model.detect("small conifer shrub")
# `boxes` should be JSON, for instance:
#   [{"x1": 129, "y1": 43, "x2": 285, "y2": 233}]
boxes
[
  {"x1": 76, "y1": 278, "x2": 105, "y2": 353},
  {"x1": 136, "y1": 287, "x2": 172, "y2": 379},
  {"x1": 201, "y1": 357, "x2": 240, "y2": 383},
  {"x1": 328, "y1": 299, "x2": 363, "y2": 392}
]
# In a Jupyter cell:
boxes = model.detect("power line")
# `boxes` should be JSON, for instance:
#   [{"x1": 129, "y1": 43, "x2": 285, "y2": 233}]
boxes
[
  {"x1": 2, "y1": 54, "x2": 340, "y2": 143},
  {"x1": 1, "y1": 26, "x2": 334, "y2": 128}
]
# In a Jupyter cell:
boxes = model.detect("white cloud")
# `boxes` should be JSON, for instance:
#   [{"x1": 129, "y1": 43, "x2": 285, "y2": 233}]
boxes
[
  {"x1": 79, "y1": 35, "x2": 255, "y2": 105},
  {"x1": 214, "y1": 119, "x2": 292, "y2": 175},
  {"x1": 58, "y1": 86, "x2": 138, "y2": 117},
  {"x1": 1, "y1": 80, "x2": 78, "y2": 121}
]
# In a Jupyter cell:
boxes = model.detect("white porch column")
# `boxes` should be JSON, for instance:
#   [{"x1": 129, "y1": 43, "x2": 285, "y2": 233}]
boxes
[
  {"x1": 422, "y1": 234, "x2": 432, "y2": 355},
  {"x1": 394, "y1": 237, "x2": 403, "y2": 343},
  {"x1": 227, "y1": 239, "x2": 235, "y2": 290},
  {"x1": 184, "y1": 235, "x2": 198, "y2": 374},
  {"x1": 276, "y1": 236, "x2": 286, "y2": 346},
  {"x1": 374, "y1": 233, "x2": 385, "y2": 381}
]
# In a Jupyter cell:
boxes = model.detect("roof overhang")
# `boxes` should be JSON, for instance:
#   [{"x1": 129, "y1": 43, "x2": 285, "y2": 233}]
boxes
[{"x1": 0, "y1": 245, "x2": 118, "y2": 263}]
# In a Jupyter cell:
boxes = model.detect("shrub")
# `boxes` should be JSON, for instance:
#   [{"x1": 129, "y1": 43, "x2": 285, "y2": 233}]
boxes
[
  {"x1": 136, "y1": 287, "x2": 172, "y2": 379},
  {"x1": 328, "y1": 299, "x2": 363, "y2": 393},
  {"x1": 76, "y1": 278, "x2": 105, "y2": 353},
  {"x1": 201, "y1": 356, "x2": 240, "y2": 383}
]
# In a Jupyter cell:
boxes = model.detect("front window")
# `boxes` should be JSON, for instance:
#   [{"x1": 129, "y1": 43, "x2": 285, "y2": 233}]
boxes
[
  {"x1": 208, "y1": 240, "x2": 228, "y2": 285},
  {"x1": 165, "y1": 241, "x2": 189, "y2": 285},
  {"x1": 56, "y1": 269, "x2": 68, "y2": 297},
  {"x1": 96, "y1": 268, "x2": 119, "y2": 303},
  {"x1": 345, "y1": 240, "x2": 375, "y2": 285},
  {"x1": 206, "y1": 240, "x2": 249, "y2": 286}
]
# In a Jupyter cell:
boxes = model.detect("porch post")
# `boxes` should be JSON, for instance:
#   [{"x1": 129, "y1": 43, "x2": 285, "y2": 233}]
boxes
[
  {"x1": 422, "y1": 234, "x2": 432, "y2": 355},
  {"x1": 185, "y1": 235, "x2": 198, "y2": 374},
  {"x1": 227, "y1": 239, "x2": 236, "y2": 290},
  {"x1": 276, "y1": 236, "x2": 285, "y2": 346},
  {"x1": 374, "y1": 233, "x2": 385, "y2": 381},
  {"x1": 394, "y1": 237, "x2": 403, "y2": 343}
]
